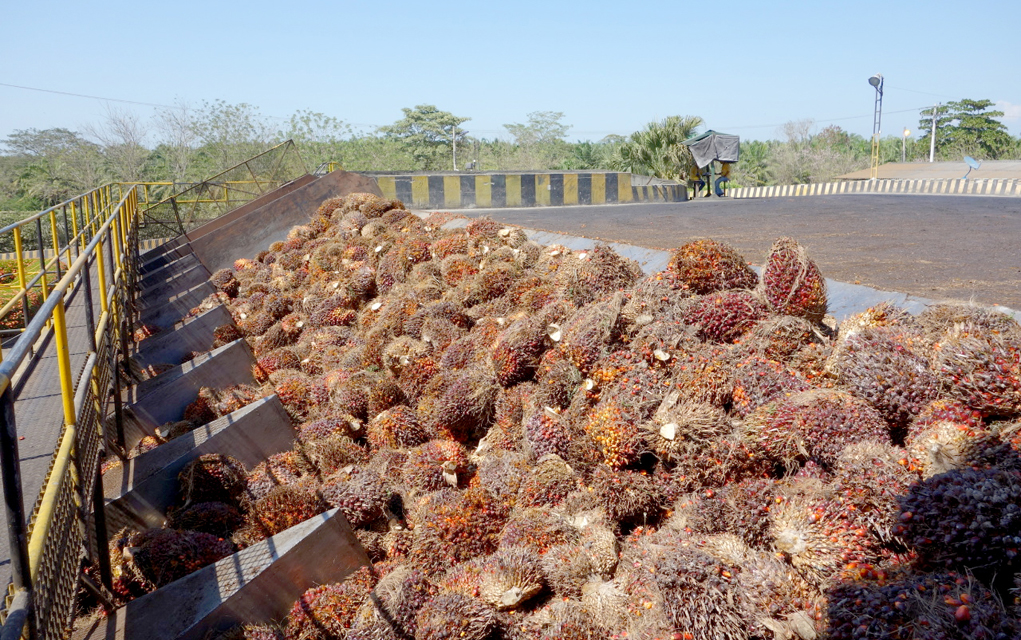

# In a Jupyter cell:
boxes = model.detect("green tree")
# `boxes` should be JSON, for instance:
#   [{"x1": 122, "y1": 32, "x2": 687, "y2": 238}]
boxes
[
  {"x1": 379, "y1": 105, "x2": 470, "y2": 171},
  {"x1": 609, "y1": 115, "x2": 704, "y2": 180},
  {"x1": 730, "y1": 139, "x2": 771, "y2": 187},
  {"x1": 280, "y1": 110, "x2": 352, "y2": 171},
  {"x1": 503, "y1": 111, "x2": 572, "y2": 169},
  {"x1": 918, "y1": 99, "x2": 1014, "y2": 160},
  {"x1": 191, "y1": 100, "x2": 273, "y2": 172}
]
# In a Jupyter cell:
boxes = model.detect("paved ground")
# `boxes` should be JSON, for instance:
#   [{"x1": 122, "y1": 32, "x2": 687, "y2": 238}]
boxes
[{"x1": 448, "y1": 194, "x2": 1021, "y2": 310}]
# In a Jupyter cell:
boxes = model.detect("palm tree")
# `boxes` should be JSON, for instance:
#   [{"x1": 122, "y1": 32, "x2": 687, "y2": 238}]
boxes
[{"x1": 609, "y1": 116, "x2": 704, "y2": 180}]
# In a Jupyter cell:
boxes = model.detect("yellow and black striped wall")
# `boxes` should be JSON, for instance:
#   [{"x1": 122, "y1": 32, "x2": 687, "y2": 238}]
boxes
[{"x1": 369, "y1": 172, "x2": 686, "y2": 209}]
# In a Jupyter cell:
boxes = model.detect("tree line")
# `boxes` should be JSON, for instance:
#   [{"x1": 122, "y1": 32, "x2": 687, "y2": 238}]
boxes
[{"x1": 3, "y1": 98, "x2": 1018, "y2": 210}]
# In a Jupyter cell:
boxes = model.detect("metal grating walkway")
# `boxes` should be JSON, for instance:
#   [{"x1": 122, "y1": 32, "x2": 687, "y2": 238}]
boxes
[{"x1": 0, "y1": 257, "x2": 104, "y2": 589}]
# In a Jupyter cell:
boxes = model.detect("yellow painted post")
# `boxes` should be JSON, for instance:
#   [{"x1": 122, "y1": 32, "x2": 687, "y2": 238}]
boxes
[
  {"x1": 52, "y1": 300, "x2": 77, "y2": 427},
  {"x1": 111, "y1": 213, "x2": 123, "y2": 272},
  {"x1": 13, "y1": 228, "x2": 28, "y2": 329},
  {"x1": 70, "y1": 199, "x2": 82, "y2": 254},
  {"x1": 95, "y1": 238, "x2": 109, "y2": 315}
]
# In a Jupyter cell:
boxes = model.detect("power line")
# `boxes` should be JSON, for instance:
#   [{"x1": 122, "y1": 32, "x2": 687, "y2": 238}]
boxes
[
  {"x1": 0, "y1": 81, "x2": 183, "y2": 110},
  {"x1": 718, "y1": 106, "x2": 934, "y2": 132}
]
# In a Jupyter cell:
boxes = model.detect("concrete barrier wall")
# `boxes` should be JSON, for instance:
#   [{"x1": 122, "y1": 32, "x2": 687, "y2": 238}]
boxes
[
  {"x1": 727, "y1": 178, "x2": 1021, "y2": 199},
  {"x1": 373, "y1": 172, "x2": 687, "y2": 209}
]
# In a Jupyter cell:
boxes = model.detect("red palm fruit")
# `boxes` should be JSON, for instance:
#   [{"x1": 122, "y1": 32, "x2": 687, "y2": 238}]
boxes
[
  {"x1": 667, "y1": 238, "x2": 758, "y2": 294},
  {"x1": 684, "y1": 290, "x2": 768, "y2": 343},
  {"x1": 760, "y1": 237, "x2": 827, "y2": 321}
]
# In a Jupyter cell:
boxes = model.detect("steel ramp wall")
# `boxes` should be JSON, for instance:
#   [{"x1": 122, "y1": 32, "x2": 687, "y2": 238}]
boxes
[{"x1": 187, "y1": 169, "x2": 382, "y2": 274}]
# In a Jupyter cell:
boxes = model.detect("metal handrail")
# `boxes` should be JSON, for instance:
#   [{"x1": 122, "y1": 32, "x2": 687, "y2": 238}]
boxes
[
  {"x1": 0, "y1": 185, "x2": 116, "y2": 345},
  {"x1": 0, "y1": 186, "x2": 138, "y2": 639}
]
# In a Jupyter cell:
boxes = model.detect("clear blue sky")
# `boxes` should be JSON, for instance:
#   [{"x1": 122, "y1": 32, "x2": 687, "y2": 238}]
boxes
[{"x1": 2, "y1": 0, "x2": 1019, "y2": 144}]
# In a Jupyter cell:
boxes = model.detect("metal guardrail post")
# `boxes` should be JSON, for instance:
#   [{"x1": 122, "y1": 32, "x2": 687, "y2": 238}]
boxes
[
  {"x1": 13, "y1": 229, "x2": 30, "y2": 334},
  {"x1": 35, "y1": 219, "x2": 47, "y2": 307},
  {"x1": 0, "y1": 386, "x2": 31, "y2": 596},
  {"x1": 49, "y1": 211, "x2": 60, "y2": 283}
]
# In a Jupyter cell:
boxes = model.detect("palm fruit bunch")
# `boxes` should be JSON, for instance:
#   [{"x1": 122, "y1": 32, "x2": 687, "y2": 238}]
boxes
[
  {"x1": 825, "y1": 571, "x2": 1020, "y2": 639},
  {"x1": 497, "y1": 506, "x2": 580, "y2": 555},
  {"x1": 584, "y1": 400, "x2": 643, "y2": 469},
  {"x1": 212, "y1": 322, "x2": 244, "y2": 348},
  {"x1": 237, "y1": 482, "x2": 327, "y2": 545},
  {"x1": 285, "y1": 566, "x2": 376, "y2": 640},
  {"x1": 408, "y1": 487, "x2": 510, "y2": 570},
  {"x1": 932, "y1": 324, "x2": 1021, "y2": 417},
  {"x1": 684, "y1": 289, "x2": 769, "y2": 343},
  {"x1": 729, "y1": 354, "x2": 810, "y2": 417},
  {"x1": 768, "y1": 485, "x2": 882, "y2": 587},
  {"x1": 523, "y1": 409, "x2": 572, "y2": 459},
  {"x1": 641, "y1": 394, "x2": 731, "y2": 463},
  {"x1": 831, "y1": 441, "x2": 918, "y2": 541},
  {"x1": 515, "y1": 454, "x2": 577, "y2": 508},
  {"x1": 414, "y1": 593, "x2": 496, "y2": 640},
  {"x1": 430, "y1": 367, "x2": 498, "y2": 442},
  {"x1": 210, "y1": 268, "x2": 241, "y2": 298},
  {"x1": 400, "y1": 439, "x2": 470, "y2": 492},
  {"x1": 491, "y1": 314, "x2": 550, "y2": 387},
  {"x1": 745, "y1": 389, "x2": 891, "y2": 470},
  {"x1": 133, "y1": 190, "x2": 1021, "y2": 638},
  {"x1": 742, "y1": 314, "x2": 822, "y2": 361},
  {"x1": 895, "y1": 466, "x2": 1021, "y2": 573},
  {"x1": 905, "y1": 420, "x2": 1010, "y2": 478},
  {"x1": 590, "y1": 466, "x2": 665, "y2": 523},
  {"x1": 167, "y1": 501, "x2": 244, "y2": 538},
  {"x1": 178, "y1": 453, "x2": 248, "y2": 507},
  {"x1": 213, "y1": 624, "x2": 284, "y2": 640},
  {"x1": 118, "y1": 528, "x2": 234, "y2": 591},
  {"x1": 558, "y1": 295, "x2": 622, "y2": 374},
  {"x1": 366, "y1": 405, "x2": 429, "y2": 449},
  {"x1": 244, "y1": 451, "x2": 311, "y2": 502},
  {"x1": 760, "y1": 236, "x2": 828, "y2": 322},
  {"x1": 553, "y1": 244, "x2": 642, "y2": 306},
  {"x1": 476, "y1": 545, "x2": 545, "y2": 611},
  {"x1": 318, "y1": 468, "x2": 386, "y2": 527},
  {"x1": 667, "y1": 238, "x2": 758, "y2": 294},
  {"x1": 832, "y1": 325, "x2": 939, "y2": 430}
]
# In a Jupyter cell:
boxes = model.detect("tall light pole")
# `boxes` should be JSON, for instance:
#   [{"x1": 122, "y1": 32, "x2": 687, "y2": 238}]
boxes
[
  {"x1": 869, "y1": 74, "x2": 884, "y2": 180},
  {"x1": 929, "y1": 103, "x2": 940, "y2": 163},
  {"x1": 902, "y1": 128, "x2": 910, "y2": 163}
]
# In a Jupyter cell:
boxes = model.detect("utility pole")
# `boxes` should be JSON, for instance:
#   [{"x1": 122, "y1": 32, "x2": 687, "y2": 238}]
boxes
[
  {"x1": 452, "y1": 126, "x2": 457, "y2": 171},
  {"x1": 929, "y1": 103, "x2": 939, "y2": 163}
]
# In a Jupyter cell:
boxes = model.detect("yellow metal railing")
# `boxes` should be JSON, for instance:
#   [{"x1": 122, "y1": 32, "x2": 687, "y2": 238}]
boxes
[
  {"x1": 0, "y1": 184, "x2": 116, "y2": 349},
  {"x1": 0, "y1": 186, "x2": 139, "y2": 639}
]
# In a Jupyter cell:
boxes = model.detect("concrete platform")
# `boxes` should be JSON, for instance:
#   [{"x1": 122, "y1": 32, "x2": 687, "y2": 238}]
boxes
[
  {"x1": 103, "y1": 395, "x2": 294, "y2": 535},
  {"x1": 73, "y1": 508, "x2": 369, "y2": 640},
  {"x1": 131, "y1": 305, "x2": 235, "y2": 371},
  {"x1": 121, "y1": 339, "x2": 257, "y2": 450}
]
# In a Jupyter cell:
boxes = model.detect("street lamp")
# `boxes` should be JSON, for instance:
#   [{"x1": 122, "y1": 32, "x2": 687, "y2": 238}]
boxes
[
  {"x1": 869, "y1": 74, "x2": 884, "y2": 179},
  {"x1": 902, "y1": 128, "x2": 910, "y2": 163}
]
